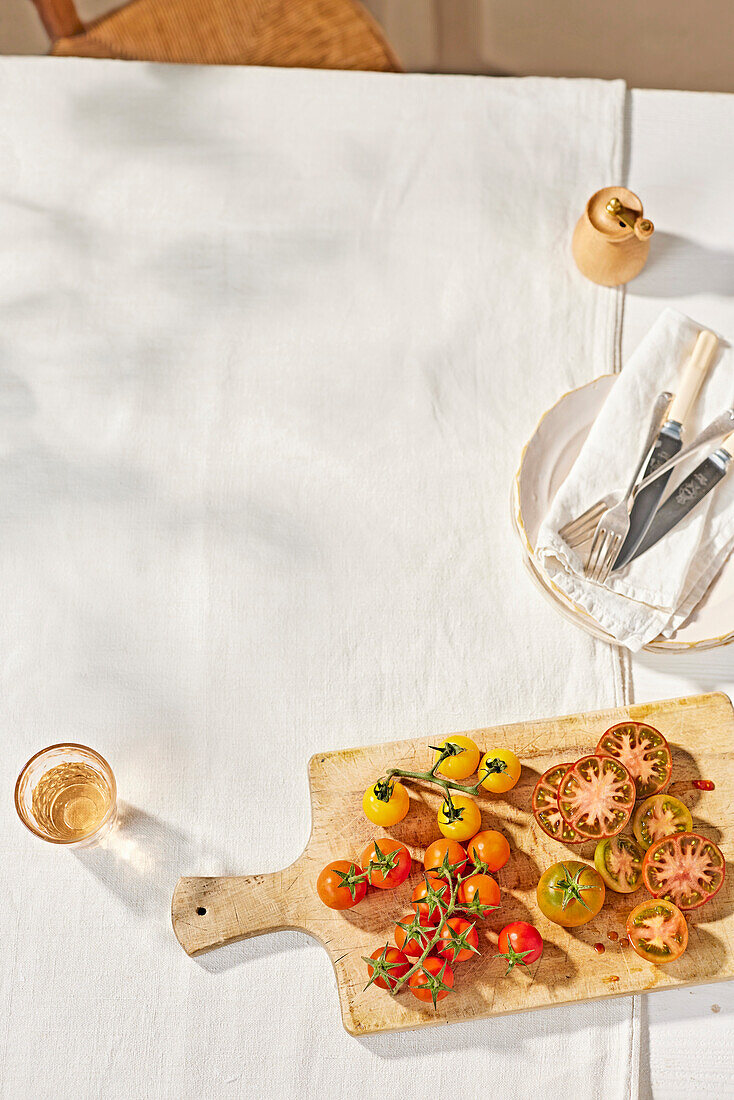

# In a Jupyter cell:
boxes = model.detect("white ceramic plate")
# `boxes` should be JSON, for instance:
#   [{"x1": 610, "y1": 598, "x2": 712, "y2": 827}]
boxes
[{"x1": 512, "y1": 376, "x2": 734, "y2": 651}]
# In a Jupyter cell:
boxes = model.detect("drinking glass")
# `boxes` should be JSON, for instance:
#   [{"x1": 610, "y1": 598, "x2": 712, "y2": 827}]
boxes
[{"x1": 15, "y1": 743, "x2": 117, "y2": 848}]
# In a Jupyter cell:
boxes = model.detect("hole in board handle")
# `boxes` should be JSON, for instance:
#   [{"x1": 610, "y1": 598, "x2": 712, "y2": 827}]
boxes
[{"x1": 196, "y1": 906, "x2": 207, "y2": 916}]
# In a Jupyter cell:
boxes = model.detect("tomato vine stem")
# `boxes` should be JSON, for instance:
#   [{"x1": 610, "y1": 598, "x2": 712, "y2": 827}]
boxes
[
  {"x1": 389, "y1": 865, "x2": 494, "y2": 995},
  {"x1": 384, "y1": 765, "x2": 485, "y2": 799}
]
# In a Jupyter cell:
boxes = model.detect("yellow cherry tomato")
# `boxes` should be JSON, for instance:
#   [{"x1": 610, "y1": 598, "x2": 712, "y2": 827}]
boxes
[
  {"x1": 437, "y1": 794, "x2": 482, "y2": 841},
  {"x1": 432, "y1": 735, "x2": 481, "y2": 781},
  {"x1": 478, "y1": 748, "x2": 521, "y2": 794},
  {"x1": 363, "y1": 779, "x2": 410, "y2": 826}
]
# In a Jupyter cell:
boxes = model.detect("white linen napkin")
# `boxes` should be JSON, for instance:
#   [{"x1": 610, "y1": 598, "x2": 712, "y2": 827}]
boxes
[{"x1": 537, "y1": 308, "x2": 734, "y2": 650}]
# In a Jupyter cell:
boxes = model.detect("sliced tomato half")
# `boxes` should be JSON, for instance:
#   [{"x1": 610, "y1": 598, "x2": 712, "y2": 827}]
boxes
[
  {"x1": 557, "y1": 755, "x2": 635, "y2": 839},
  {"x1": 596, "y1": 721, "x2": 672, "y2": 799},
  {"x1": 532, "y1": 763, "x2": 583, "y2": 844},
  {"x1": 632, "y1": 794, "x2": 692, "y2": 850},
  {"x1": 626, "y1": 899, "x2": 688, "y2": 964},
  {"x1": 642, "y1": 831, "x2": 726, "y2": 910},
  {"x1": 594, "y1": 834, "x2": 644, "y2": 893}
]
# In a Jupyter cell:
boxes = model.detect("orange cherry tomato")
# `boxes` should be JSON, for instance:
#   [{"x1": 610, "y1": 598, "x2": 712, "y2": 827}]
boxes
[
  {"x1": 316, "y1": 860, "x2": 367, "y2": 910},
  {"x1": 437, "y1": 917, "x2": 480, "y2": 963},
  {"x1": 423, "y1": 838, "x2": 468, "y2": 879},
  {"x1": 478, "y1": 749, "x2": 521, "y2": 794},
  {"x1": 411, "y1": 874, "x2": 451, "y2": 923},
  {"x1": 408, "y1": 956, "x2": 455, "y2": 1005},
  {"x1": 432, "y1": 735, "x2": 481, "y2": 781},
  {"x1": 457, "y1": 873, "x2": 501, "y2": 914},
  {"x1": 394, "y1": 910, "x2": 436, "y2": 957},
  {"x1": 360, "y1": 837, "x2": 412, "y2": 889},
  {"x1": 467, "y1": 830, "x2": 510, "y2": 872}
]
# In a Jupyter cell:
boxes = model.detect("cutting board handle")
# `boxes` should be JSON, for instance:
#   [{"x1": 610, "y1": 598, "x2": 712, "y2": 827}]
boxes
[{"x1": 172, "y1": 864, "x2": 304, "y2": 956}]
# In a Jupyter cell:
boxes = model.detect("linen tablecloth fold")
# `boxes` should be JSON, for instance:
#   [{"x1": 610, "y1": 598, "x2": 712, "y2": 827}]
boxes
[{"x1": 0, "y1": 59, "x2": 633, "y2": 1099}]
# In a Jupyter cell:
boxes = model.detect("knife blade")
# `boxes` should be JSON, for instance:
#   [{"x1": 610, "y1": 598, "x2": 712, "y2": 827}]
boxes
[
  {"x1": 613, "y1": 329, "x2": 719, "y2": 570},
  {"x1": 626, "y1": 432, "x2": 734, "y2": 563}
]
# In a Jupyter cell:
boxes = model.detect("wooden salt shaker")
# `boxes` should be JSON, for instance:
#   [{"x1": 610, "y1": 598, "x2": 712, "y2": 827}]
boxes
[{"x1": 572, "y1": 186, "x2": 654, "y2": 286}]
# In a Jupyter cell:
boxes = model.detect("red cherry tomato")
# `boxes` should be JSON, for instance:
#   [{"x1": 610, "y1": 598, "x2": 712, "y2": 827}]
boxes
[
  {"x1": 316, "y1": 860, "x2": 367, "y2": 910},
  {"x1": 496, "y1": 921, "x2": 544, "y2": 973},
  {"x1": 408, "y1": 956, "x2": 455, "y2": 1005},
  {"x1": 360, "y1": 837, "x2": 412, "y2": 889},
  {"x1": 437, "y1": 917, "x2": 480, "y2": 963},
  {"x1": 364, "y1": 945, "x2": 411, "y2": 990}
]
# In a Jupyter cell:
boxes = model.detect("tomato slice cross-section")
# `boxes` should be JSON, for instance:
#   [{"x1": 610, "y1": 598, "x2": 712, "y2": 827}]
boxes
[
  {"x1": 594, "y1": 834, "x2": 645, "y2": 893},
  {"x1": 558, "y1": 755, "x2": 635, "y2": 839},
  {"x1": 632, "y1": 794, "x2": 692, "y2": 849},
  {"x1": 626, "y1": 899, "x2": 688, "y2": 964},
  {"x1": 642, "y1": 831, "x2": 726, "y2": 910},
  {"x1": 596, "y1": 721, "x2": 672, "y2": 799},
  {"x1": 532, "y1": 763, "x2": 583, "y2": 844}
]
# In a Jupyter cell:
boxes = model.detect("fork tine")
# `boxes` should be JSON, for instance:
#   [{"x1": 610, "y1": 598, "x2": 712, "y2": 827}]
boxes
[
  {"x1": 597, "y1": 533, "x2": 622, "y2": 585},
  {"x1": 585, "y1": 525, "x2": 608, "y2": 579}
]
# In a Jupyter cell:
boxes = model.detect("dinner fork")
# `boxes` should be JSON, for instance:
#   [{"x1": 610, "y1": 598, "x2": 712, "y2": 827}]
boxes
[
  {"x1": 570, "y1": 405, "x2": 734, "y2": 571},
  {"x1": 560, "y1": 405, "x2": 734, "y2": 551},
  {"x1": 584, "y1": 393, "x2": 673, "y2": 583},
  {"x1": 559, "y1": 393, "x2": 672, "y2": 553}
]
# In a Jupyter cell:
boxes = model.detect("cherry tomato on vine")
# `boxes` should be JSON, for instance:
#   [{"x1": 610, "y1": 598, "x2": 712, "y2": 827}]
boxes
[
  {"x1": 437, "y1": 917, "x2": 480, "y2": 963},
  {"x1": 363, "y1": 945, "x2": 411, "y2": 990},
  {"x1": 411, "y1": 874, "x2": 451, "y2": 922},
  {"x1": 362, "y1": 778, "x2": 410, "y2": 826},
  {"x1": 437, "y1": 794, "x2": 481, "y2": 841},
  {"x1": 431, "y1": 735, "x2": 480, "y2": 781},
  {"x1": 496, "y1": 922, "x2": 544, "y2": 973},
  {"x1": 360, "y1": 837, "x2": 412, "y2": 889},
  {"x1": 626, "y1": 899, "x2": 688, "y2": 964},
  {"x1": 536, "y1": 861, "x2": 605, "y2": 927},
  {"x1": 408, "y1": 956, "x2": 455, "y2": 1005},
  {"x1": 467, "y1": 829, "x2": 510, "y2": 872},
  {"x1": 423, "y1": 838, "x2": 468, "y2": 879},
  {"x1": 478, "y1": 748, "x2": 521, "y2": 794},
  {"x1": 316, "y1": 860, "x2": 367, "y2": 910},
  {"x1": 457, "y1": 872, "x2": 500, "y2": 914},
  {"x1": 394, "y1": 910, "x2": 436, "y2": 957}
]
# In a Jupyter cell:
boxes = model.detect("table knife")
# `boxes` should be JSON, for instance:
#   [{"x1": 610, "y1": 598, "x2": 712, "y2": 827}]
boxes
[
  {"x1": 613, "y1": 329, "x2": 719, "y2": 569},
  {"x1": 627, "y1": 430, "x2": 734, "y2": 563}
]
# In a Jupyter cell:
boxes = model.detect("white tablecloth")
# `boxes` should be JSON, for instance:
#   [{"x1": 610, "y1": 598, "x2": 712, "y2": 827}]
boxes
[
  {"x1": 623, "y1": 88, "x2": 734, "y2": 1100},
  {"x1": 0, "y1": 57, "x2": 729, "y2": 1100}
]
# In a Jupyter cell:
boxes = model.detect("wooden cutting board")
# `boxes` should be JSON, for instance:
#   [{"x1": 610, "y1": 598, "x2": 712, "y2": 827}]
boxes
[{"x1": 171, "y1": 692, "x2": 734, "y2": 1035}]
